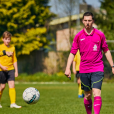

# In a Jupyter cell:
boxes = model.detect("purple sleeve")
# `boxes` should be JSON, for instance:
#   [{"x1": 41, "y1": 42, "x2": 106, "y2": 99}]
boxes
[
  {"x1": 70, "y1": 35, "x2": 79, "y2": 55},
  {"x1": 101, "y1": 33, "x2": 109, "y2": 52}
]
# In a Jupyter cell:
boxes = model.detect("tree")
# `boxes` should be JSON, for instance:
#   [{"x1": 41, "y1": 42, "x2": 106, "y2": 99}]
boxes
[
  {"x1": 94, "y1": 0, "x2": 114, "y2": 78},
  {"x1": 0, "y1": 0, "x2": 55, "y2": 56},
  {"x1": 95, "y1": 0, "x2": 114, "y2": 42},
  {"x1": 51, "y1": 0, "x2": 79, "y2": 44}
]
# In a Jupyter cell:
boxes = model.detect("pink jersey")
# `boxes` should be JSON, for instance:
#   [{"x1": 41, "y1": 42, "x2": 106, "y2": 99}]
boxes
[{"x1": 70, "y1": 28, "x2": 109, "y2": 73}]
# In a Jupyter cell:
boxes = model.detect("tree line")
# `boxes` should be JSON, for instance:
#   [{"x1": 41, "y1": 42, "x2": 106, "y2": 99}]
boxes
[{"x1": 0, "y1": 0, "x2": 55, "y2": 56}]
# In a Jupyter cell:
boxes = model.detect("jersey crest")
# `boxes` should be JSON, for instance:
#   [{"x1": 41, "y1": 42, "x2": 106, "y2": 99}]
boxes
[{"x1": 93, "y1": 44, "x2": 97, "y2": 51}]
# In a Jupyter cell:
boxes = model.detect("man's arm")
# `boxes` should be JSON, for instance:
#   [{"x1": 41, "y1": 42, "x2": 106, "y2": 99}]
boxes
[
  {"x1": 72, "y1": 61, "x2": 76, "y2": 74},
  {"x1": 65, "y1": 53, "x2": 75, "y2": 78},
  {"x1": 104, "y1": 50, "x2": 114, "y2": 74}
]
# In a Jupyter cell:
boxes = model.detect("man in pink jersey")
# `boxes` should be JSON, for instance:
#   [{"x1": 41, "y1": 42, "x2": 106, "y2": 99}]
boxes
[{"x1": 65, "y1": 12, "x2": 114, "y2": 114}]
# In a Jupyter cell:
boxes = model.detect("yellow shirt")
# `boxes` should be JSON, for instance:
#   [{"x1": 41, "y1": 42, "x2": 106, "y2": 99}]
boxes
[
  {"x1": 0, "y1": 51, "x2": 4, "y2": 56},
  {"x1": 74, "y1": 50, "x2": 81, "y2": 71},
  {"x1": 0, "y1": 44, "x2": 17, "y2": 71}
]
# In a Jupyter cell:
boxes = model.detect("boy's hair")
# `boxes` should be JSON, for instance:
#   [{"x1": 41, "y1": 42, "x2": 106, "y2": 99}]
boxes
[
  {"x1": 3, "y1": 31, "x2": 12, "y2": 39},
  {"x1": 83, "y1": 12, "x2": 94, "y2": 20}
]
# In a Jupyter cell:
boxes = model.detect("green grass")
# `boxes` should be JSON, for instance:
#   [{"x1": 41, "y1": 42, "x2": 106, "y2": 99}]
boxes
[{"x1": 0, "y1": 83, "x2": 114, "y2": 114}]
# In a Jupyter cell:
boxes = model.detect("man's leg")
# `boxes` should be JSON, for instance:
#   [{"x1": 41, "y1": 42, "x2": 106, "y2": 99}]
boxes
[
  {"x1": 93, "y1": 88, "x2": 102, "y2": 114},
  {"x1": 80, "y1": 73, "x2": 92, "y2": 114},
  {"x1": 91, "y1": 72, "x2": 104, "y2": 114},
  {"x1": 84, "y1": 91, "x2": 92, "y2": 114}
]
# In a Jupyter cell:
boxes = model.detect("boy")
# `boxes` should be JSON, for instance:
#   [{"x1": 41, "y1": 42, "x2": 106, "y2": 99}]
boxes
[
  {"x1": 0, "y1": 31, "x2": 21, "y2": 108},
  {"x1": 72, "y1": 50, "x2": 84, "y2": 98}
]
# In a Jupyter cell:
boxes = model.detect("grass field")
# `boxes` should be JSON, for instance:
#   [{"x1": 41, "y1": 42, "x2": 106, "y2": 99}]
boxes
[{"x1": 0, "y1": 82, "x2": 114, "y2": 114}]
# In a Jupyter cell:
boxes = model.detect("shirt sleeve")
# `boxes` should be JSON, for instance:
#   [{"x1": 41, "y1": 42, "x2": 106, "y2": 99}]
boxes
[
  {"x1": 101, "y1": 33, "x2": 109, "y2": 52},
  {"x1": 0, "y1": 45, "x2": 3, "y2": 56},
  {"x1": 0, "y1": 51, "x2": 3, "y2": 56},
  {"x1": 12, "y1": 47, "x2": 17, "y2": 63},
  {"x1": 70, "y1": 35, "x2": 79, "y2": 55}
]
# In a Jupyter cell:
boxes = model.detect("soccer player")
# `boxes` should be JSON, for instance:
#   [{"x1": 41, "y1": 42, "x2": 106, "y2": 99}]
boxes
[
  {"x1": 72, "y1": 50, "x2": 84, "y2": 98},
  {"x1": 65, "y1": 12, "x2": 114, "y2": 114},
  {"x1": 0, "y1": 31, "x2": 21, "y2": 108}
]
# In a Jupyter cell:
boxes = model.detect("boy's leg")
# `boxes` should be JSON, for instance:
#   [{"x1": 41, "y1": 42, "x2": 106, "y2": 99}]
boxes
[
  {"x1": 0, "y1": 84, "x2": 6, "y2": 100},
  {"x1": 8, "y1": 70, "x2": 21, "y2": 108},
  {"x1": 91, "y1": 72, "x2": 104, "y2": 114},
  {"x1": 78, "y1": 78, "x2": 84, "y2": 98},
  {"x1": 0, "y1": 84, "x2": 6, "y2": 108},
  {"x1": 8, "y1": 81, "x2": 15, "y2": 104},
  {"x1": 0, "y1": 71, "x2": 7, "y2": 108},
  {"x1": 8, "y1": 80, "x2": 21, "y2": 108},
  {"x1": 77, "y1": 72, "x2": 84, "y2": 98}
]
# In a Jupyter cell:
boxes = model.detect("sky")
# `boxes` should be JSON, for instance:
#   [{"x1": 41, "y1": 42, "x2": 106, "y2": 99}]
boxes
[
  {"x1": 85, "y1": 0, "x2": 101, "y2": 8},
  {"x1": 49, "y1": 0, "x2": 101, "y2": 17}
]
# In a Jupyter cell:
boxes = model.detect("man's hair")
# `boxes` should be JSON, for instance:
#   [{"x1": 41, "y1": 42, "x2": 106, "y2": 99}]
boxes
[
  {"x1": 3, "y1": 31, "x2": 12, "y2": 39},
  {"x1": 83, "y1": 12, "x2": 94, "y2": 20}
]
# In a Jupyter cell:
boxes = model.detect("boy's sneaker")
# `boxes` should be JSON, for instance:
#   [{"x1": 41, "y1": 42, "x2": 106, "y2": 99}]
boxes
[
  {"x1": 0, "y1": 104, "x2": 2, "y2": 108},
  {"x1": 10, "y1": 103, "x2": 22, "y2": 108},
  {"x1": 78, "y1": 94, "x2": 84, "y2": 98}
]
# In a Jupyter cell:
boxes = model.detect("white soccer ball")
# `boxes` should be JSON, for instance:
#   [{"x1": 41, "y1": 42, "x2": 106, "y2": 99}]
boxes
[{"x1": 23, "y1": 87, "x2": 40, "y2": 104}]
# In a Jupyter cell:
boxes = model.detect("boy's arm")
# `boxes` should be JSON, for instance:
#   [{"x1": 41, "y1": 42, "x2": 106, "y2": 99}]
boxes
[
  {"x1": 0, "y1": 50, "x2": 6, "y2": 56},
  {"x1": 0, "y1": 50, "x2": 13, "y2": 57},
  {"x1": 0, "y1": 64, "x2": 8, "y2": 71},
  {"x1": 104, "y1": 50, "x2": 114, "y2": 74},
  {"x1": 13, "y1": 62, "x2": 18, "y2": 77},
  {"x1": 13, "y1": 47, "x2": 18, "y2": 77},
  {"x1": 6, "y1": 51, "x2": 13, "y2": 56}
]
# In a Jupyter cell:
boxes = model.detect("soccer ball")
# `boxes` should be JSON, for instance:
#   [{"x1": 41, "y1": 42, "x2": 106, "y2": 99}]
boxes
[{"x1": 23, "y1": 87, "x2": 40, "y2": 104}]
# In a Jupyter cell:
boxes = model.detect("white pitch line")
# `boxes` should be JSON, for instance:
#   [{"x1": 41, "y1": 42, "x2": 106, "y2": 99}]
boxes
[{"x1": 15, "y1": 81, "x2": 72, "y2": 84}]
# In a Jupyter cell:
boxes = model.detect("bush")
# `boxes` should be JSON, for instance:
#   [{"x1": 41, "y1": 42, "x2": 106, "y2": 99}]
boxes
[
  {"x1": 16, "y1": 72, "x2": 75, "y2": 82},
  {"x1": 16, "y1": 72, "x2": 114, "y2": 83}
]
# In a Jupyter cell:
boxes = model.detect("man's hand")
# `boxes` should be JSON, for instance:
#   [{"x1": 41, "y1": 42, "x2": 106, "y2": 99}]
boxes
[
  {"x1": 6, "y1": 52, "x2": 13, "y2": 57},
  {"x1": 64, "y1": 53, "x2": 75, "y2": 80},
  {"x1": 0, "y1": 66, "x2": 8, "y2": 71},
  {"x1": 65, "y1": 68, "x2": 71, "y2": 79}
]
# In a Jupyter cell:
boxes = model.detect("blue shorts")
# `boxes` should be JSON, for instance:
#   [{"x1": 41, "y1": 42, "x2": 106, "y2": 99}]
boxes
[{"x1": 80, "y1": 72, "x2": 104, "y2": 91}]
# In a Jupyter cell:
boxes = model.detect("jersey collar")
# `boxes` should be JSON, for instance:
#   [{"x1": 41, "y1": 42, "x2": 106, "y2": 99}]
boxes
[
  {"x1": 83, "y1": 28, "x2": 95, "y2": 36},
  {"x1": 3, "y1": 43, "x2": 10, "y2": 48}
]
